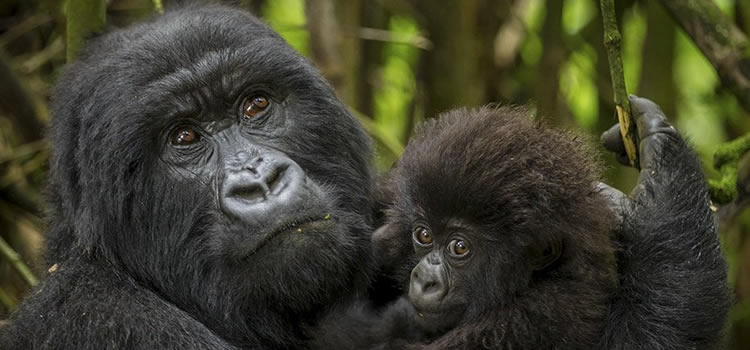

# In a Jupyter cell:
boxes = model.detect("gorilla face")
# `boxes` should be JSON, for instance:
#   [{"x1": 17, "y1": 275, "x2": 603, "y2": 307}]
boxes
[{"x1": 46, "y1": 4, "x2": 374, "y2": 331}]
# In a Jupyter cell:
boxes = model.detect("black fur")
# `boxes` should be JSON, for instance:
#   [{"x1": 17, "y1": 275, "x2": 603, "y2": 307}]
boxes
[
  {"x1": 2, "y1": 4, "x2": 375, "y2": 349},
  {"x1": 372, "y1": 103, "x2": 729, "y2": 349},
  {"x1": 597, "y1": 96, "x2": 730, "y2": 349}
]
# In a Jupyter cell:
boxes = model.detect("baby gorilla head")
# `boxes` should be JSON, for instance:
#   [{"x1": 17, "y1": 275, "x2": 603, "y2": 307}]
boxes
[{"x1": 376, "y1": 107, "x2": 618, "y2": 348}]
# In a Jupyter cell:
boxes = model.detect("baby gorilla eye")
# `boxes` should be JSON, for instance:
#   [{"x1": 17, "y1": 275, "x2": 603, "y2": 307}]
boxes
[
  {"x1": 243, "y1": 95, "x2": 270, "y2": 119},
  {"x1": 448, "y1": 239, "x2": 470, "y2": 257},
  {"x1": 170, "y1": 126, "x2": 199, "y2": 147},
  {"x1": 413, "y1": 226, "x2": 433, "y2": 246}
]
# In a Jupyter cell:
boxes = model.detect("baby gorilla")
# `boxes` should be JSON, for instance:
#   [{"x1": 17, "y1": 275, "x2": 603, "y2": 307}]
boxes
[
  {"x1": 370, "y1": 97, "x2": 729, "y2": 349},
  {"x1": 375, "y1": 106, "x2": 617, "y2": 348}
]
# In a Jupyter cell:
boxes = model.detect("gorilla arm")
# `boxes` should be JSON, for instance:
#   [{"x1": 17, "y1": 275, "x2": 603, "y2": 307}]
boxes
[
  {"x1": 597, "y1": 96, "x2": 730, "y2": 349},
  {"x1": 1, "y1": 258, "x2": 242, "y2": 350}
]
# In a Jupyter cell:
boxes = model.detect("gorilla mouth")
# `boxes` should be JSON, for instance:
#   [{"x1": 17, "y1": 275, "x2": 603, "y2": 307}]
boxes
[
  {"x1": 270, "y1": 215, "x2": 332, "y2": 236},
  {"x1": 413, "y1": 307, "x2": 463, "y2": 334},
  {"x1": 242, "y1": 214, "x2": 334, "y2": 258}
]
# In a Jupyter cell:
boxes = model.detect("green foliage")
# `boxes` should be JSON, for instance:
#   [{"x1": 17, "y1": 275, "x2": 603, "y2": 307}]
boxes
[
  {"x1": 520, "y1": 0, "x2": 545, "y2": 66},
  {"x1": 622, "y1": 5, "x2": 646, "y2": 93},
  {"x1": 709, "y1": 133, "x2": 750, "y2": 203},
  {"x1": 262, "y1": 0, "x2": 309, "y2": 56},
  {"x1": 364, "y1": 16, "x2": 422, "y2": 169},
  {"x1": 374, "y1": 16, "x2": 419, "y2": 146},
  {"x1": 524, "y1": 0, "x2": 545, "y2": 32},
  {"x1": 63, "y1": 0, "x2": 107, "y2": 61},
  {"x1": 560, "y1": 45, "x2": 598, "y2": 129},
  {"x1": 674, "y1": 31, "x2": 728, "y2": 157},
  {"x1": 520, "y1": 33, "x2": 543, "y2": 66},
  {"x1": 562, "y1": 0, "x2": 595, "y2": 35}
]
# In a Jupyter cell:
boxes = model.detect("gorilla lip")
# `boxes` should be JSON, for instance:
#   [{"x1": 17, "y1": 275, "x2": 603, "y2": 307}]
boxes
[
  {"x1": 274, "y1": 216, "x2": 331, "y2": 234},
  {"x1": 242, "y1": 215, "x2": 332, "y2": 258}
]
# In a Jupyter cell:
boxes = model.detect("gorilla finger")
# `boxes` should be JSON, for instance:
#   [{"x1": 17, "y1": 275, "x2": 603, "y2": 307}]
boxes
[
  {"x1": 600, "y1": 124, "x2": 625, "y2": 154},
  {"x1": 601, "y1": 125, "x2": 630, "y2": 166},
  {"x1": 629, "y1": 95, "x2": 680, "y2": 172},
  {"x1": 594, "y1": 182, "x2": 629, "y2": 227},
  {"x1": 615, "y1": 152, "x2": 630, "y2": 167},
  {"x1": 629, "y1": 95, "x2": 676, "y2": 140}
]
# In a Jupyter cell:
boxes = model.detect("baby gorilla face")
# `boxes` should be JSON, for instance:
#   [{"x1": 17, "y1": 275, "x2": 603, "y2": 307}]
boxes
[
  {"x1": 400, "y1": 215, "x2": 561, "y2": 333},
  {"x1": 405, "y1": 218, "x2": 491, "y2": 332},
  {"x1": 379, "y1": 106, "x2": 617, "y2": 345}
]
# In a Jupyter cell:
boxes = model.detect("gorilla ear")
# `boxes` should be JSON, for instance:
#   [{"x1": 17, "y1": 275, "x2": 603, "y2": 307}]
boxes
[{"x1": 529, "y1": 238, "x2": 563, "y2": 272}]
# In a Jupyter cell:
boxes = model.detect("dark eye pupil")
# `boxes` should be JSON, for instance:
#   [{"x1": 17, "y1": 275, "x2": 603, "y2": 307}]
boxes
[
  {"x1": 451, "y1": 240, "x2": 469, "y2": 256},
  {"x1": 172, "y1": 128, "x2": 197, "y2": 146},
  {"x1": 244, "y1": 96, "x2": 270, "y2": 118},
  {"x1": 254, "y1": 97, "x2": 268, "y2": 107},
  {"x1": 415, "y1": 228, "x2": 432, "y2": 244}
]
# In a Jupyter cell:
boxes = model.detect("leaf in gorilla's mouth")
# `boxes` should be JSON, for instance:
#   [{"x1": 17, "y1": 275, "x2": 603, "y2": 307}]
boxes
[{"x1": 274, "y1": 215, "x2": 331, "y2": 235}]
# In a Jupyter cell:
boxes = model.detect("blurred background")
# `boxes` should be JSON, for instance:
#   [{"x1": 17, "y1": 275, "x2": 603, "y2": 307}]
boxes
[{"x1": 1, "y1": 0, "x2": 749, "y2": 347}]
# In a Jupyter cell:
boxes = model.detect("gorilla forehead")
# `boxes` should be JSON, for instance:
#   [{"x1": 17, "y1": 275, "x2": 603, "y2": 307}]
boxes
[
  {"x1": 395, "y1": 106, "x2": 600, "y2": 226},
  {"x1": 71, "y1": 5, "x2": 313, "y2": 107}
]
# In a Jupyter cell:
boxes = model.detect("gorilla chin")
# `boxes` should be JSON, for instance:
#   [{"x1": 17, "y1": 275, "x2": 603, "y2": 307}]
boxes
[{"x1": 412, "y1": 306, "x2": 465, "y2": 335}]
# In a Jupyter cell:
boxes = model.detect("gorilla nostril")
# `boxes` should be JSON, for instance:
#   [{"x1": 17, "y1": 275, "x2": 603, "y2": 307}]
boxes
[
  {"x1": 228, "y1": 182, "x2": 267, "y2": 203},
  {"x1": 422, "y1": 280, "x2": 438, "y2": 293},
  {"x1": 267, "y1": 164, "x2": 289, "y2": 195},
  {"x1": 243, "y1": 165, "x2": 260, "y2": 177}
]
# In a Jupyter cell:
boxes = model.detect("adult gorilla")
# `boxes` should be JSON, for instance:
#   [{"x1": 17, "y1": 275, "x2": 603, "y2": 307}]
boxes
[{"x1": 3, "y1": 4, "x2": 374, "y2": 349}]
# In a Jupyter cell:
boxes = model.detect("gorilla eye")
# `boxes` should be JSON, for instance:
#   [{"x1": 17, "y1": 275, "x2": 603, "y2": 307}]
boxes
[
  {"x1": 170, "y1": 127, "x2": 199, "y2": 146},
  {"x1": 413, "y1": 226, "x2": 433, "y2": 246},
  {"x1": 448, "y1": 239, "x2": 470, "y2": 257},
  {"x1": 243, "y1": 95, "x2": 270, "y2": 119}
]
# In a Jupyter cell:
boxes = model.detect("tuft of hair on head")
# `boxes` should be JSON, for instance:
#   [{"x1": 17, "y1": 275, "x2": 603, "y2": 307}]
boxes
[{"x1": 394, "y1": 105, "x2": 606, "y2": 237}]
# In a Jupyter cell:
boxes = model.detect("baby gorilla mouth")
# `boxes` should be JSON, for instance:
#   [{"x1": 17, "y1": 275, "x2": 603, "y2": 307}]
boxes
[{"x1": 411, "y1": 303, "x2": 465, "y2": 334}]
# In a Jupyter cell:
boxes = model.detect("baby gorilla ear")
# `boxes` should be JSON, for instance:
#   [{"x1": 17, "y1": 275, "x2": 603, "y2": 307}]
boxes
[{"x1": 529, "y1": 238, "x2": 563, "y2": 272}]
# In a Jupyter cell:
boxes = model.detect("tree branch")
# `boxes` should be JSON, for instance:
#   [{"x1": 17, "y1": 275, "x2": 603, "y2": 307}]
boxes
[
  {"x1": 600, "y1": 0, "x2": 640, "y2": 168},
  {"x1": 658, "y1": 0, "x2": 750, "y2": 112},
  {"x1": 0, "y1": 49, "x2": 45, "y2": 143},
  {"x1": 0, "y1": 236, "x2": 38, "y2": 287}
]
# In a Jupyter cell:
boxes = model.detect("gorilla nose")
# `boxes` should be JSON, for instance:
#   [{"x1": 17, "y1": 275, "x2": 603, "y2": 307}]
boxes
[
  {"x1": 228, "y1": 162, "x2": 286, "y2": 203},
  {"x1": 409, "y1": 262, "x2": 448, "y2": 308},
  {"x1": 221, "y1": 154, "x2": 305, "y2": 218}
]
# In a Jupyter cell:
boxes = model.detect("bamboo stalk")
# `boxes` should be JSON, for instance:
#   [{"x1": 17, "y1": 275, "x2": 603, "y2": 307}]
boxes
[
  {"x1": 0, "y1": 236, "x2": 38, "y2": 287},
  {"x1": 600, "y1": 0, "x2": 640, "y2": 169},
  {"x1": 64, "y1": 0, "x2": 107, "y2": 61}
]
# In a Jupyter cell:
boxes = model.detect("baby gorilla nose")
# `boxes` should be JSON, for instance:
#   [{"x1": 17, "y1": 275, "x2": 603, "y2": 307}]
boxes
[
  {"x1": 409, "y1": 261, "x2": 448, "y2": 310},
  {"x1": 221, "y1": 153, "x2": 305, "y2": 220}
]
